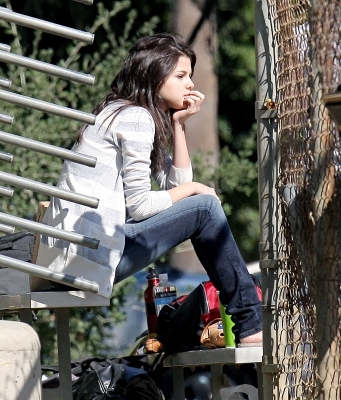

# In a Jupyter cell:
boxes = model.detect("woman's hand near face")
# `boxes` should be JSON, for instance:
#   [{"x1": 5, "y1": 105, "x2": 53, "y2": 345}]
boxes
[
  {"x1": 170, "y1": 90, "x2": 205, "y2": 170},
  {"x1": 172, "y1": 90, "x2": 205, "y2": 125}
]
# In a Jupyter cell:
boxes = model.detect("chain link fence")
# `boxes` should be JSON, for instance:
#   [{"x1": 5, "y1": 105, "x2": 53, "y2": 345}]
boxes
[{"x1": 260, "y1": 0, "x2": 341, "y2": 398}]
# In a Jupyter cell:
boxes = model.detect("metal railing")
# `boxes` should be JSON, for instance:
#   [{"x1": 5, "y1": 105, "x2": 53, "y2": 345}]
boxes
[{"x1": 0, "y1": 2, "x2": 100, "y2": 292}]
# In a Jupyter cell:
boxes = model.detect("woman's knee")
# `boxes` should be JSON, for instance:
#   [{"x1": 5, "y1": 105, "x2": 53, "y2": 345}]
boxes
[
  {"x1": 194, "y1": 193, "x2": 221, "y2": 208},
  {"x1": 191, "y1": 194, "x2": 227, "y2": 226},
  {"x1": 196, "y1": 194, "x2": 224, "y2": 215}
]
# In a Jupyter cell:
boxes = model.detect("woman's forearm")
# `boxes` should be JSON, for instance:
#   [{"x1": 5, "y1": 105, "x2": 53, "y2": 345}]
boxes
[{"x1": 171, "y1": 121, "x2": 191, "y2": 169}]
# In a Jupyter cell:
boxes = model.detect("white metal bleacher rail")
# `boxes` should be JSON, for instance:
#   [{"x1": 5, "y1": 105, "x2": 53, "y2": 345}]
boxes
[{"x1": 0, "y1": 2, "x2": 111, "y2": 400}]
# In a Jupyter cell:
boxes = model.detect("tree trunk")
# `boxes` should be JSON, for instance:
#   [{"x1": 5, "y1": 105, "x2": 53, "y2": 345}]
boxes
[{"x1": 171, "y1": 0, "x2": 219, "y2": 273}]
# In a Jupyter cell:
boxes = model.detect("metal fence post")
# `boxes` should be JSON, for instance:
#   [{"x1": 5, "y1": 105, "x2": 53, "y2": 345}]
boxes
[{"x1": 254, "y1": 0, "x2": 280, "y2": 399}]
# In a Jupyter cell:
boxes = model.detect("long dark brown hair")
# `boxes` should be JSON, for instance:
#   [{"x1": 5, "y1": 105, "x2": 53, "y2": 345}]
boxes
[{"x1": 77, "y1": 32, "x2": 196, "y2": 174}]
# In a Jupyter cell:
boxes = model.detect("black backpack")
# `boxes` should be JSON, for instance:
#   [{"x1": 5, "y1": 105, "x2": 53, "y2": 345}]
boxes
[
  {"x1": 155, "y1": 281, "x2": 221, "y2": 354},
  {"x1": 42, "y1": 355, "x2": 165, "y2": 400},
  {"x1": 155, "y1": 277, "x2": 262, "y2": 354},
  {"x1": 0, "y1": 231, "x2": 35, "y2": 295},
  {"x1": 72, "y1": 361, "x2": 164, "y2": 400}
]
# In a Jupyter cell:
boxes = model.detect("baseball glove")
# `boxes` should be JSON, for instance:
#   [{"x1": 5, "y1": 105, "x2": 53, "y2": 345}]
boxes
[{"x1": 200, "y1": 318, "x2": 225, "y2": 348}]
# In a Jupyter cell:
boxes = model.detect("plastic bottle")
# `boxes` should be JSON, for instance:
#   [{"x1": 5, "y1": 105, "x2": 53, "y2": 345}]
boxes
[
  {"x1": 144, "y1": 267, "x2": 159, "y2": 334},
  {"x1": 153, "y1": 273, "x2": 177, "y2": 316}
]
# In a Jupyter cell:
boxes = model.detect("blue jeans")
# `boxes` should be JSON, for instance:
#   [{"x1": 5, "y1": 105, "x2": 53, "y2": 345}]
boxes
[{"x1": 115, "y1": 194, "x2": 262, "y2": 339}]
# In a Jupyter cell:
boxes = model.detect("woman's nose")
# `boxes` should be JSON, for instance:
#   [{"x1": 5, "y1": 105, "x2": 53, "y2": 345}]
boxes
[{"x1": 187, "y1": 78, "x2": 194, "y2": 90}]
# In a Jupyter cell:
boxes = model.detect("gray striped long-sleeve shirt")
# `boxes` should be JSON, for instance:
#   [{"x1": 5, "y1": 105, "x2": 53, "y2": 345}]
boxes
[{"x1": 36, "y1": 103, "x2": 193, "y2": 297}]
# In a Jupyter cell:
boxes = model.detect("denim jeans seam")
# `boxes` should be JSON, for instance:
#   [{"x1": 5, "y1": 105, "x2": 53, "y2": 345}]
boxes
[
  {"x1": 238, "y1": 325, "x2": 262, "y2": 339},
  {"x1": 126, "y1": 205, "x2": 212, "y2": 237}
]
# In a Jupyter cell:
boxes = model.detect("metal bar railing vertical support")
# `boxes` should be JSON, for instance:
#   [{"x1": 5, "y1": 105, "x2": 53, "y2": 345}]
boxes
[{"x1": 254, "y1": 0, "x2": 280, "y2": 399}]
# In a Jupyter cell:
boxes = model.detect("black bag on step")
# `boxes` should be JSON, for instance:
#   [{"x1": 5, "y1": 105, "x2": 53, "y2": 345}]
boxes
[
  {"x1": 155, "y1": 277, "x2": 262, "y2": 354},
  {"x1": 155, "y1": 281, "x2": 221, "y2": 354},
  {"x1": 0, "y1": 231, "x2": 34, "y2": 295},
  {"x1": 42, "y1": 355, "x2": 164, "y2": 400},
  {"x1": 71, "y1": 359, "x2": 164, "y2": 400}
]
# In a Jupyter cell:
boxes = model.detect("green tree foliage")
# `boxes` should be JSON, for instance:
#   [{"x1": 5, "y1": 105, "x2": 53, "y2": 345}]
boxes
[{"x1": 216, "y1": 0, "x2": 259, "y2": 261}]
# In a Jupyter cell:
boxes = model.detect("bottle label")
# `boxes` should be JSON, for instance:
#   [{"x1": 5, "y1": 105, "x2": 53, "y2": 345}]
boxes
[{"x1": 153, "y1": 285, "x2": 177, "y2": 315}]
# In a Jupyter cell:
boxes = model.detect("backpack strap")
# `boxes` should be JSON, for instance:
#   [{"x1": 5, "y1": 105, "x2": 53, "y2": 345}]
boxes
[{"x1": 125, "y1": 333, "x2": 157, "y2": 356}]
